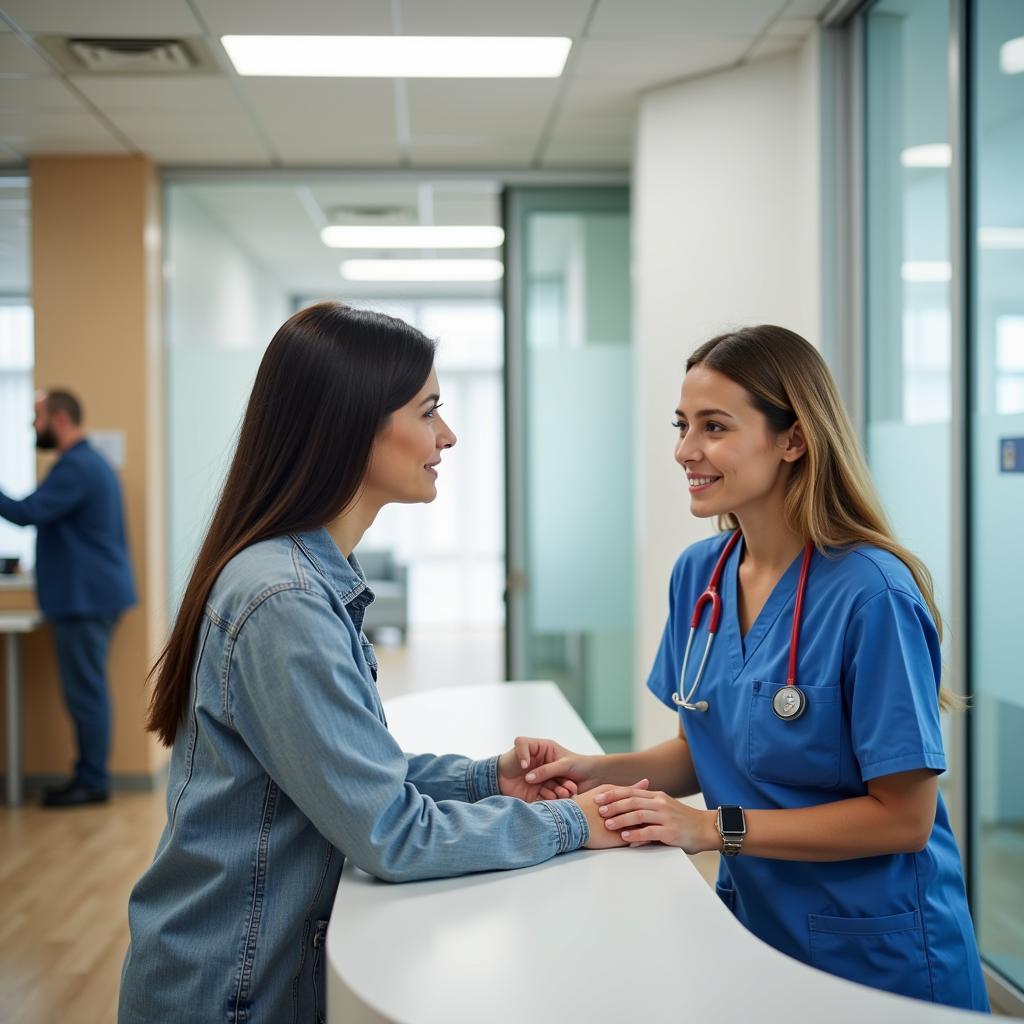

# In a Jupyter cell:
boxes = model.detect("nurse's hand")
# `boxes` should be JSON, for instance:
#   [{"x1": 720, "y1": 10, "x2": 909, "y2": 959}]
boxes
[
  {"x1": 498, "y1": 739, "x2": 579, "y2": 802},
  {"x1": 576, "y1": 781, "x2": 650, "y2": 849},
  {"x1": 498, "y1": 736, "x2": 593, "y2": 801},
  {"x1": 511, "y1": 737, "x2": 606, "y2": 797},
  {"x1": 594, "y1": 786, "x2": 719, "y2": 854}
]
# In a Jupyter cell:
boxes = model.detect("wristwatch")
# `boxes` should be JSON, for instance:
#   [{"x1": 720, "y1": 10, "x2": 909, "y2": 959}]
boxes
[{"x1": 716, "y1": 805, "x2": 746, "y2": 857}]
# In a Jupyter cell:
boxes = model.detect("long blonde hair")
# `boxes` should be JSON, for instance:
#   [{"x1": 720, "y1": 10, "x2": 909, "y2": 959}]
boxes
[{"x1": 687, "y1": 325, "x2": 963, "y2": 712}]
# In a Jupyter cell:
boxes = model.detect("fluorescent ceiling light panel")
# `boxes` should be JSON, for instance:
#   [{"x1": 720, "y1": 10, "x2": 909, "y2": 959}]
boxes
[
  {"x1": 340, "y1": 259, "x2": 504, "y2": 282},
  {"x1": 221, "y1": 36, "x2": 571, "y2": 77},
  {"x1": 901, "y1": 261, "x2": 952, "y2": 283},
  {"x1": 1000, "y1": 36, "x2": 1024, "y2": 74},
  {"x1": 322, "y1": 225, "x2": 504, "y2": 249},
  {"x1": 979, "y1": 227, "x2": 1024, "y2": 249},
  {"x1": 900, "y1": 143, "x2": 951, "y2": 168}
]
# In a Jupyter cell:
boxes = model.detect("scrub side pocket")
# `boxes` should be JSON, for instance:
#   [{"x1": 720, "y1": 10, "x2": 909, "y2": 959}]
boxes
[
  {"x1": 748, "y1": 681, "x2": 842, "y2": 789},
  {"x1": 808, "y1": 910, "x2": 933, "y2": 1003}
]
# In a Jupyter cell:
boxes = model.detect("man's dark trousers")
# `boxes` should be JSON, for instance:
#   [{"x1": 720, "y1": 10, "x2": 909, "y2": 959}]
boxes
[{"x1": 52, "y1": 617, "x2": 118, "y2": 792}]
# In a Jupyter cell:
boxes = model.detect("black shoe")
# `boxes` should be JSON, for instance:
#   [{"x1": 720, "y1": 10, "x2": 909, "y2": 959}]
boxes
[
  {"x1": 41, "y1": 785, "x2": 109, "y2": 808},
  {"x1": 42, "y1": 778, "x2": 78, "y2": 799}
]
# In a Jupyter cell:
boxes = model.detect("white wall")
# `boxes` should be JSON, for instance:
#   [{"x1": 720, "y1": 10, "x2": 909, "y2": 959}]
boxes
[
  {"x1": 632, "y1": 40, "x2": 823, "y2": 748},
  {"x1": 166, "y1": 187, "x2": 291, "y2": 611}
]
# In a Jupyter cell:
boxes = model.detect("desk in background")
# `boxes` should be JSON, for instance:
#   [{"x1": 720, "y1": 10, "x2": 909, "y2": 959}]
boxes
[{"x1": 0, "y1": 606, "x2": 43, "y2": 806}]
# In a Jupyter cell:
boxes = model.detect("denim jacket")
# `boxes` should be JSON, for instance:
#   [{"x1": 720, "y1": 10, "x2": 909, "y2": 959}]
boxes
[{"x1": 119, "y1": 528, "x2": 588, "y2": 1024}]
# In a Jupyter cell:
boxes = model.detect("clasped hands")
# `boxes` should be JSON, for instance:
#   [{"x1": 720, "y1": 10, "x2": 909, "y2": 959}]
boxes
[{"x1": 497, "y1": 736, "x2": 716, "y2": 853}]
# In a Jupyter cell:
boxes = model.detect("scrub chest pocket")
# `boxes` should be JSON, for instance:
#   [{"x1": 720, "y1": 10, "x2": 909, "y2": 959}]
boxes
[{"x1": 748, "y1": 680, "x2": 842, "y2": 789}]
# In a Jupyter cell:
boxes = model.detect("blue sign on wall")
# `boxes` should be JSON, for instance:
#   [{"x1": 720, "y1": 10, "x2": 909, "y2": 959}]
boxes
[{"x1": 1001, "y1": 437, "x2": 1024, "y2": 473}]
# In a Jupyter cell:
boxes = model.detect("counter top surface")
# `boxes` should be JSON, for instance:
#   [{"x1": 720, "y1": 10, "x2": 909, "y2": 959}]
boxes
[
  {"x1": 327, "y1": 682, "x2": 996, "y2": 1024},
  {"x1": 0, "y1": 572, "x2": 34, "y2": 591}
]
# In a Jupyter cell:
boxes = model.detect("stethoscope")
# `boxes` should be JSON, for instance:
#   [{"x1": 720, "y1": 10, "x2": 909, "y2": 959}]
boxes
[{"x1": 672, "y1": 530, "x2": 814, "y2": 721}]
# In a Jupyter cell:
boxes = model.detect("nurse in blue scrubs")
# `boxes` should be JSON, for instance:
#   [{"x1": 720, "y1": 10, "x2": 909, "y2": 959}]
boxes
[{"x1": 516, "y1": 325, "x2": 989, "y2": 1010}]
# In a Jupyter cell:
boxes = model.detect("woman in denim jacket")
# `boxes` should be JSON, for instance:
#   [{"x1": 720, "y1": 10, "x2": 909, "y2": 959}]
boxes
[{"x1": 118, "y1": 303, "x2": 621, "y2": 1024}]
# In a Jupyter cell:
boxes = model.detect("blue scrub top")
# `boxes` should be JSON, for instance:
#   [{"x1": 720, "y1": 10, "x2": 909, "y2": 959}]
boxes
[{"x1": 647, "y1": 532, "x2": 989, "y2": 1011}]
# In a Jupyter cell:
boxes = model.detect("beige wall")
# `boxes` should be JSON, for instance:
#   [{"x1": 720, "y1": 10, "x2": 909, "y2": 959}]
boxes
[{"x1": 0, "y1": 155, "x2": 167, "y2": 782}]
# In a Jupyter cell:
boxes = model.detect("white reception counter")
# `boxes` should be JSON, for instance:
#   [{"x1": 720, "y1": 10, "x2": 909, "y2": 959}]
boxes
[{"x1": 327, "y1": 682, "x2": 997, "y2": 1024}]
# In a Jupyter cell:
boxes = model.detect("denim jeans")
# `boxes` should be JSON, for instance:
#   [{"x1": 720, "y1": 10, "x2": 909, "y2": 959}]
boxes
[{"x1": 52, "y1": 616, "x2": 117, "y2": 790}]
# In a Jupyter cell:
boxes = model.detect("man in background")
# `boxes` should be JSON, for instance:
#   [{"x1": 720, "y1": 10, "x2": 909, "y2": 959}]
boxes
[{"x1": 0, "y1": 390, "x2": 136, "y2": 807}]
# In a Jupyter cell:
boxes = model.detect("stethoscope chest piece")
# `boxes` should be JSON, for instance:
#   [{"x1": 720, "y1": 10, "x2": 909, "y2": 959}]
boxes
[{"x1": 772, "y1": 685, "x2": 807, "y2": 721}]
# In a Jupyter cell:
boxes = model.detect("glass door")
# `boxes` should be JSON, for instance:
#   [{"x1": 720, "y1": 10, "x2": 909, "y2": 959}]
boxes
[{"x1": 503, "y1": 186, "x2": 633, "y2": 749}]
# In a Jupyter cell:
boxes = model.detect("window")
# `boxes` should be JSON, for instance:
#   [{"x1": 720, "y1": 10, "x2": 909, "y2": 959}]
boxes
[{"x1": 0, "y1": 303, "x2": 35, "y2": 570}]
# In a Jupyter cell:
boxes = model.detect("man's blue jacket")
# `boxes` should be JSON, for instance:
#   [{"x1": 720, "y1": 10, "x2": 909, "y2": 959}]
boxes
[{"x1": 0, "y1": 439, "x2": 137, "y2": 620}]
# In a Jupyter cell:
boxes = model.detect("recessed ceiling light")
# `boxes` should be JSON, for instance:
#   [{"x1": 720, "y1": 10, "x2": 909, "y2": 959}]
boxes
[
  {"x1": 221, "y1": 35, "x2": 571, "y2": 77},
  {"x1": 340, "y1": 259, "x2": 505, "y2": 282},
  {"x1": 901, "y1": 261, "x2": 952, "y2": 283},
  {"x1": 322, "y1": 225, "x2": 505, "y2": 249},
  {"x1": 900, "y1": 143, "x2": 951, "y2": 168},
  {"x1": 1000, "y1": 36, "x2": 1024, "y2": 74},
  {"x1": 978, "y1": 227, "x2": 1024, "y2": 249}
]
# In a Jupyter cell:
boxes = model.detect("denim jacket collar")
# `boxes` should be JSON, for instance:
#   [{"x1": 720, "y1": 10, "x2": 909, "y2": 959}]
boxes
[{"x1": 290, "y1": 527, "x2": 374, "y2": 611}]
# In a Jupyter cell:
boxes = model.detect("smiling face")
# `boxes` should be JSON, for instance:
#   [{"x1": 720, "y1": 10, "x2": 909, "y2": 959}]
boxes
[
  {"x1": 673, "y1": 364, "x2": 804, "y2": 521},
  {"x1": 362, "y1": 368, "x2": 457, "y2": 506}
]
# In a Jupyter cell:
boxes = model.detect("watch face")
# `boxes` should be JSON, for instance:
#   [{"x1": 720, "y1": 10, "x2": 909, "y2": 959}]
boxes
[{"x1": 719, "y1": 805, "x2": 745, "y2": 834}]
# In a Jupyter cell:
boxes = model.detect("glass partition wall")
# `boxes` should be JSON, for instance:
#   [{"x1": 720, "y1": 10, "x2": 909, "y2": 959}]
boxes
[
  {"x1": 969, "y1": 0, "x2": 1024, "y2": 995},
  {"x1": 859, "y1": 0, "x2": 1024, "y2": 1004}
]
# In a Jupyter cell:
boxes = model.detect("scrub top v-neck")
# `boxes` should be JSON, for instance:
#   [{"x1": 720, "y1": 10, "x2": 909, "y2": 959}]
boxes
[{"x1": 647, "y1": 532, "x2": 989, "y2": 1012}]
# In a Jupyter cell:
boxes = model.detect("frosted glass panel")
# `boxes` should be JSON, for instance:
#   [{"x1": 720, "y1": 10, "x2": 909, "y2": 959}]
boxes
[
  {"x1": 507, "y1": 190, "x2": 633, "y2": 744},
  {"x1": 528, "y1": 346, "x2": 631, "y2": 631}
]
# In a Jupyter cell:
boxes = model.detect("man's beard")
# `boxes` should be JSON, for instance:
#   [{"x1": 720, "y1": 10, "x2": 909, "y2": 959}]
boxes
[{"x1": 35, "y1": 428, "x2": 57, "y2": 450}]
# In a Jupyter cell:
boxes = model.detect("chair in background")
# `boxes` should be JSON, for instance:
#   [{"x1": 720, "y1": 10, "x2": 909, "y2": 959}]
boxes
[{"x1": 355, "y1": 549, "x2": 409, "y2": 641}]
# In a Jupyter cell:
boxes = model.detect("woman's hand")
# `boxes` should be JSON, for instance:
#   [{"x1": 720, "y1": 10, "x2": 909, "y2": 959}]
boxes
[
  {"x1": 576, "y1": 780, "x2": 650, "y2": 849},
  {"x1": 498, "y1": 735, "x2": 605, "y2": 801},
  {"x1": 595, "y1": 785, "x2": 720, "y2": 854}
]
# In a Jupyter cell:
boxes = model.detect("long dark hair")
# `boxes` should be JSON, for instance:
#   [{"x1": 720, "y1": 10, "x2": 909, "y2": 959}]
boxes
[{"x1": 148, "y1": 302, "x2": 436, "y2": 745}]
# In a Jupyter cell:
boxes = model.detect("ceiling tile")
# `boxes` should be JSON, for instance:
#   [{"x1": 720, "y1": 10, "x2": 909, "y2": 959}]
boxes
[
  {"x1": 0, "y1": 0, "x2": 203, "y2": 36},
  {"x1": 409, "y1": 137, "x2": 537, "y2": 168},
  {"x1": 69, "y1": 74, "x2": 244, "y2": 113},
  {"x1": 573, "y1": 36, "x2": 748, "y2": 86},
  {"x1": 0, "y1": 76, "x2": 84, "y2": 111},
  {"x1": 558, "y1": 78, "x2": 642, "y2": 119},
  {"x1": 768, "y1": 17, "x2": 818, "y2": 38},
  {"x1": 397, "y1": 0, "x2": 592, "y2": 36},
  {"x1": 0, "y1": 35, "x2": 54, "y2": 75},
  {"x1": 407, "y1": 79, "x2": 559, "y2": 137},
  {"x1": 236, "y1": 78, "x2": 395, "y2": 135},
  {"x1": 782, "y1": 0, "x2": 835, "y2": 17},
  {"x1": 104, "y1": 109, "x2": 265, "y2": 142},
  {"x1": 542, "y1": 137, "x2": 631, "y2": 168},
  {"x1": 140, "y1": 136, "x2": 272, "y2": 164},
  {"x1": 747, "y1": 36, "x2": 801, "y2": 61},
  {"x1": 590, "y1": 0, "x2": 779, "y2": 38},
  {"x1": 195, "y1": 0, "x2": 391, "y2": 34},
  {"x1": 259, "y1": 127, "x2": 402, "y2": 166},
  {"x1": 0, "y1": 109, "x2": 127, "y2": 152}
]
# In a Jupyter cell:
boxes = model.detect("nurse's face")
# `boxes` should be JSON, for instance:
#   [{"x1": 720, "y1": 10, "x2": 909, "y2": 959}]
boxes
[
  {"x1": 363, "y1": 368, "x2": 457, "y2": 506},
  {"x1": 673, "y1": 365, "x2": 803, "y2": 520}
]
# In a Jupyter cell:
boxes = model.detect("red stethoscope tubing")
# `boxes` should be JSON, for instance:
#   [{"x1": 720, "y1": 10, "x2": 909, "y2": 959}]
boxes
[{"x1": 673, "y1": 530, "x2": 814, "y2": 712}]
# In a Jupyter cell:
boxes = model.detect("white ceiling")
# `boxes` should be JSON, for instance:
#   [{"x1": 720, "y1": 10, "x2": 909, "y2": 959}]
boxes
[{"x1": 0, "y1": 0, "x2": 834, "y2": 170}]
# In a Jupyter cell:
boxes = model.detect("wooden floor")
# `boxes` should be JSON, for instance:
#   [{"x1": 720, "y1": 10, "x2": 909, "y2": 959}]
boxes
[
  {"x1": 0, "y1": 627, "x2": 719, "y2": 1023},
  {"x1": 0, "y1": 790, "x2": 167, "y2": 1024}
]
